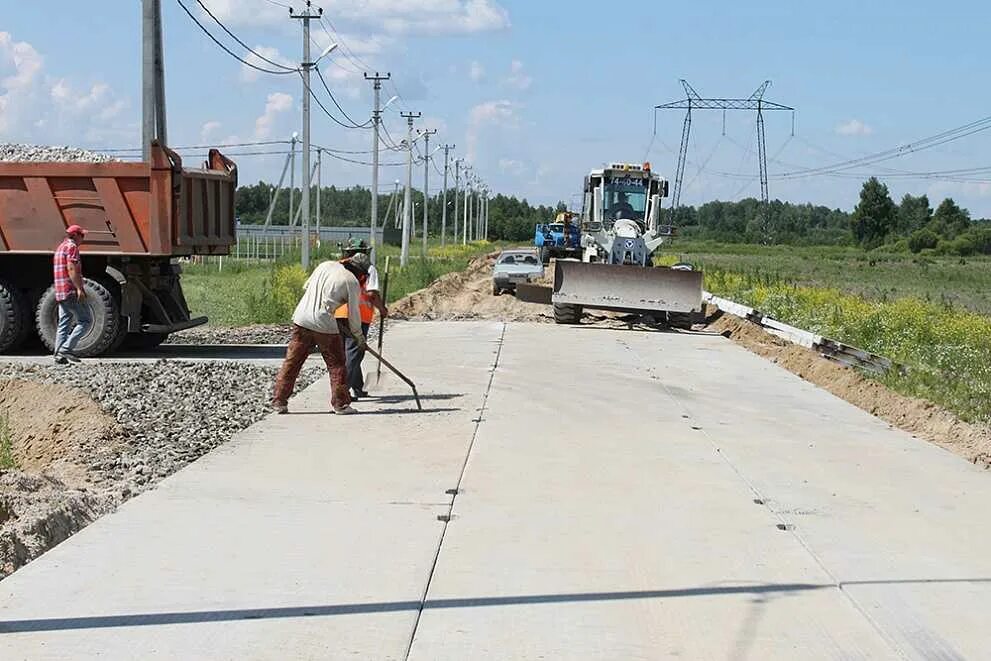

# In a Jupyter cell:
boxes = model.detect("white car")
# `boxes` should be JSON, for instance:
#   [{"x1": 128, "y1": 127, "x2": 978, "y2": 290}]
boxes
[{"x1": 492, "y1": 250, "x2": 544, "y2": 296}]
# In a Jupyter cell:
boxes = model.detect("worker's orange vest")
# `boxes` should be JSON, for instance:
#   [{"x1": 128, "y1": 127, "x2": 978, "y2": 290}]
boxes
[{"x1": 334, "y1": 277, "x2": 375, "y2": 324}]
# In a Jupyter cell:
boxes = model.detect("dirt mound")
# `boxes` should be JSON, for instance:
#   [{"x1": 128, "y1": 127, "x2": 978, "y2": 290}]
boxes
[
  {"x1": 391, "y1": 252, "x2": 552, "y2": 322},
  {"x1": 708, "y1": 313, "x2": 991, "y2": 469},
  {"x1": 0, "y1": 379, "x2": 123, "y2": 477}
]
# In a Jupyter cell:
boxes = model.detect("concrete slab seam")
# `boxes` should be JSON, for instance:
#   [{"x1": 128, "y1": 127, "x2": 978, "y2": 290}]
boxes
[
  {"x1": 402, "y1": 322, "x2": 508, "y2": 660},
  {"x1": 619, "y1": 337, "x2": 913, "y2": 661}
]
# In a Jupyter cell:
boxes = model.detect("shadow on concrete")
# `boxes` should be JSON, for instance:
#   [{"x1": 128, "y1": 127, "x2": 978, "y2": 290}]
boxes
[
  {"x1": 3, "y1": 578, "x2": 988, "y2": 633},
  {"x1": 373, "y1": 393, "x2": 464, "y2": 404},
  {"x1": 120, "y1": 345, "x2": 289, "y2": 360},
  {"x1": 281, "y1": 407, "x2": 460, "y2": 416}
]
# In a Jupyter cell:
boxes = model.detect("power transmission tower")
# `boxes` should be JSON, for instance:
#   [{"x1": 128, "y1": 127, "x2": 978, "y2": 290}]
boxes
[
  {"x1": 419, "y1": 128, "x2": 437, "y2": 254},
  {"x1": 291, "y1": 1, "x2": 323, "y2": 269},
  {"x1": 440, "y1": 145, "x2": 455, "y2": 247},
  {"x1": 365, "y1": 72, "x2": 391, "y2": 253},
  {"x1": 656, "y1": 80, "x2": 793, "y2": 240},
  {"x1": 399, "y1": 111, "x2": 421, "y2": 267}
]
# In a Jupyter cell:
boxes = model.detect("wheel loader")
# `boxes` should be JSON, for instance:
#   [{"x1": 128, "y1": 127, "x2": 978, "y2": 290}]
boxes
[{"x1": 519, "y1": 162, "x2": 703, "y2": 326}]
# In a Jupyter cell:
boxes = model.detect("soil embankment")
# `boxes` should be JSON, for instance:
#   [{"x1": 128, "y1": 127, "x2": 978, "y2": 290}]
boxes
[{"x1": 391, "y1": 252, "x2": 552, "y2": 322}]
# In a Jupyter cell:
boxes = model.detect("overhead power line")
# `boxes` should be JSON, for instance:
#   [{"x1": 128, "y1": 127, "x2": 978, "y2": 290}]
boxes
[
  {"x1": 315, "y1": 66, "x2": 372, "y2": 128},
  {"x1": 194, "y1": 0, "x2": 296, "y2": 72},
  {"x1": 776, "y1": 114, "x2": 991, "y2": 178},
  {"x1": 174, "y1": 0, "x2": 297, "y2": 75}
]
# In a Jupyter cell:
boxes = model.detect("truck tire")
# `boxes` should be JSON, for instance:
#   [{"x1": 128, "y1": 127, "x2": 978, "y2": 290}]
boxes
[
  {"x1": 0, "y1": 279, "x2": 29, "y2": 353},
  {"x1": 35, "y1": 279, "x2": 122, "y2": 357},
  {"x1": 538, "y1": 247, "x2": 548, "y2": 265},
  {"x1": 553, "y1": 302, "x2": 582, "y2": 325},
  {"x1": 492, "y1": 282, "x2": 502, "y2": 296}
]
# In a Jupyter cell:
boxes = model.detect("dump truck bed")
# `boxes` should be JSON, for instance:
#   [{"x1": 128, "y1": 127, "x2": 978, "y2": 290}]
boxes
[{"x1": 0, "y1": 144, "x2": 236, "y2": 256}]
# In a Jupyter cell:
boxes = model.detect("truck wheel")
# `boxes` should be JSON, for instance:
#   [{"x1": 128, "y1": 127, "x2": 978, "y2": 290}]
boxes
[
  {"x1": 0, "y1": 279, "x2": 30, "y2": 353},
  {"x1": 35, "y1": 279, "x2": 122, "y2": 357},
  {"x1": 492, "y1": 282, "x2": 502, "y2": 296},
  {"x1": 538, "y1": 247, "x2": 548, "y2": 265},
  {"x1": 553, "y1": 302, "x2": 582, "y2": 325}
]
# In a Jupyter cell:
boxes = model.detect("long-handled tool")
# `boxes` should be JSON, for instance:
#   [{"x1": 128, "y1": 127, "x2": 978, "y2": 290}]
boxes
[
  {"x1": 362, "y1": 343, "x2": 422, "y2": 411},
  {"x1": 375, "y1": 256, "x2": 390, "y2": 384}
]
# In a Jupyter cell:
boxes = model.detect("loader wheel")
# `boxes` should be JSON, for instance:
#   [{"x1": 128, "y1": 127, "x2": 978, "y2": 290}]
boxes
[
  {"x1": 36, "y1": 279, "x2": 122, "y2": 357},
  {"x1": 553, "y1": 302, "x2": 582, "y2": 325},
  {"x1": 0, "y1": 279, "x2": 30, "y2": 354}
]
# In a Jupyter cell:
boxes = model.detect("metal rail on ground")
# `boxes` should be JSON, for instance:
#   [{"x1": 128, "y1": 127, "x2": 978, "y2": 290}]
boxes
[{"x1": 703, "y1": 291, "x2": 898, "y2": 374}]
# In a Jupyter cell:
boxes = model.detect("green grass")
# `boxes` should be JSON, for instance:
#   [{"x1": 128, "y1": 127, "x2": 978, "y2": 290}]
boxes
[
  {"x1": 687, "y1": 244, "x2": 991, "y2": 424},
  {"x1": 182, "y1": 240, "x2": 500, "y2": 326},
  {"x1": 669, "y1": 240, "x2": 991, "y2": 315},
  {"x1": 0, "y1": 412, "x2": 15, "y2": 470}
]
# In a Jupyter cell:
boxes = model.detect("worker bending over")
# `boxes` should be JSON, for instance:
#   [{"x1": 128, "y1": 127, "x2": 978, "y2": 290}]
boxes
[
  {"x1": 334, "y1": 239, "x2": 387, "y2": 400},
  {"x1": 272, "y1": 254, "x2": 369, "y2": 415}
]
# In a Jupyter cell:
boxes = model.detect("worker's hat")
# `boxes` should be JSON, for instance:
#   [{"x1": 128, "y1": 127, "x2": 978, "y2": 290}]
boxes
[
  {"x1": 343, "y1": 238, "x2": 369, "y2": 253},
  {"x1": 65, "y1": 224, "x2": 88, "y2": 237},
  {"x1": 347, "y1": 252, "x2": 371, "y2": 273}
]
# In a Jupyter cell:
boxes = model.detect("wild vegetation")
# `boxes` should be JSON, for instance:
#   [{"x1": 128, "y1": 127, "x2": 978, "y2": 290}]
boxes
[{"x1": 183, "y1": 241, "x2": 499, "y2": 326}]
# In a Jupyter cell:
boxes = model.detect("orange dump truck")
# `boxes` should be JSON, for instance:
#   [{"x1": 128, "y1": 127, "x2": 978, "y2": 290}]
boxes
[{"x1": 0, "y1": 143, "x2": 237, "y2": 355}]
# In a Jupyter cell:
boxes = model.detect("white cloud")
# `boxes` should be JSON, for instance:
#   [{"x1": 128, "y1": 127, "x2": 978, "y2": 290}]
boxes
[
  {"x1": 469, "y1": 60, "x2": 485, "y2": 82},
  {"x1": 466, "y1": 99, "x2": 519, "y2": 162},
  {"x1": 0, "y1": 32, "x2": 131, "y2": 144},
  {"x1": 498, "y1": 158, "x2": 526, "y2": 175},
  {"x1": 240, "y1": 46, "x2": 295, "y2": 83},
  {"x1": 835, "y1": 119, "x2": 873, "y2": 136},
  {"x1": 200, "y1": 121, "x2": 223, "y2": 142},
  {"x1": 254, "y1": 92, "x2": 293, "y2": 139},
  {"x1": 203, "y1": 0, "x2": 509, "y2": 36},
  {"x1": 0, "y1": 31, "x2": 43, "y2": 134},
  {"x1": 504, "y1": 59, "x2": 532, "y2": 90}
]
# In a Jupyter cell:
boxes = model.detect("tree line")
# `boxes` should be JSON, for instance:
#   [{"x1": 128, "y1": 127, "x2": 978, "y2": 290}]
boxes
[{"x1": 235, "y1": 178, "x2": 991, "y2": 254}]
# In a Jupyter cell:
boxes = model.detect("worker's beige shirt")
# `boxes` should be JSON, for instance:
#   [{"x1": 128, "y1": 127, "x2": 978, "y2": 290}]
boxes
[{"x1": 292, "y1": 261, "x2": 364, "y2": 341}]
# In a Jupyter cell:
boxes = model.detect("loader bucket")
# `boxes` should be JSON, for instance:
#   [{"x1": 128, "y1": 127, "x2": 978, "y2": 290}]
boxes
[{"x1": 552, "y1": 261, "x2": 703, "y2": 314}]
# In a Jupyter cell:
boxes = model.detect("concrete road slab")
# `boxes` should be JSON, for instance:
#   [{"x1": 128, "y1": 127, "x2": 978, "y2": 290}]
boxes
[
  {"x1": 0, "y1": 321, "x2": 503, "y2": 660},
  {"x1": 2, "y1": 321, "x2": 989, "y2": 660}
]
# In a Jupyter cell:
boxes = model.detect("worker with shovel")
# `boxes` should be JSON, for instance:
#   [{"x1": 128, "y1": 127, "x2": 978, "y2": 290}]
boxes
[
  {"x1": 271, "y1": 253, "x2": 369, "y2": 415},
  {"x1": 334, "y1": 239, "x2": 387, "y2": 400}
]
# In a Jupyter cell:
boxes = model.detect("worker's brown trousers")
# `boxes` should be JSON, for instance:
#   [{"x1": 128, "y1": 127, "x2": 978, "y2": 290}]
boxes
[{"x1": 272, "y1": 324, "x2": 351, "y2": 410}]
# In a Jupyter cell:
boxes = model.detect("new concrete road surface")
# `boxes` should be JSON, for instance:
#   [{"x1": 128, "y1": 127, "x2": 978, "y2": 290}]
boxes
[{"x1": 1, "y1": 322, "x2": 989, "y2": 660}]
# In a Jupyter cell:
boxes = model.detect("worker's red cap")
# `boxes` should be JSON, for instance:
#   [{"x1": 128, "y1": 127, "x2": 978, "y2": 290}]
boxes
[{"x1": 65, "y1": 224, "x2": 87, "y2": 236}]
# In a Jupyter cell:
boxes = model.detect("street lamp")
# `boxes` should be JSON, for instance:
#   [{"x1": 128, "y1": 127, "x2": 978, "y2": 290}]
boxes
[{"x1": 314, "y1": 42, "x2": 338, "y2": 66}]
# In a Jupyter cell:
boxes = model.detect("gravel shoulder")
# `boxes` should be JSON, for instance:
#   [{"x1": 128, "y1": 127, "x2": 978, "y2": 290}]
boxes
[{"x1": 0, "y1": 359, "x2": 320, "y2": 578}]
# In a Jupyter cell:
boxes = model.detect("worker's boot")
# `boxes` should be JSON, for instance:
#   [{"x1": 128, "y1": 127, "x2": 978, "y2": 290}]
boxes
[
  {"x1": 271, "y1": 401, "x2": 288, "y2": 414},
  {"x1": 333, "y1": 406, "x2": 357, "y2": 415}
]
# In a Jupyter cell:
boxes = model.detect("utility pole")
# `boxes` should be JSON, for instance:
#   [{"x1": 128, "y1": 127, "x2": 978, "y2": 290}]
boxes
[
  {"x1": 289, "y1": 135, "x2": 297, "y2": 227},
  {"x1": 419, "y1": 129, "x2": 437, "y2": 254},
  {"x1": 440, "y1": 145, "x2": 454, "y2": 246},
  {"x1": 400, "y1": 111, "x2": 421, "y2": 266},
  {"x1": 142, "y1": 0, "x2": 167, "y2": 160},
  {"x1": 462, "y1": 168, "x2": 472, "y2": 244},
  {"x1": 316, "y1": 147, "x2": 322, "y2": 250},
  {"x1": 291, "y1": 1, "x2": 322, "y2": 270},
  {"x1": 365, "y1": 72, "x2": 391, "y2": 252},
  {"x1": 453, "y1": 158, "x2": 462, "y2": 244}
]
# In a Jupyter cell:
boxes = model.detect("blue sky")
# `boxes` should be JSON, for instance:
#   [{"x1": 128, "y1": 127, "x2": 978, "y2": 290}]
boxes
[{"x1": 3, "y1": 0, "x2": 991, "y2": 215}]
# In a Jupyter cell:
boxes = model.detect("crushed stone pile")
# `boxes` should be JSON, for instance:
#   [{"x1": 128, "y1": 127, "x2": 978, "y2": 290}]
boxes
[
  {"x1": 391, "y1": 252, "x2": 552, "y2": 322},
  {"x1": 0, "y1": 361, "x2": 321, "y2": 578},
  {"x1": 0, "y1": 144, "x2": 117, "y2": 163}
]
